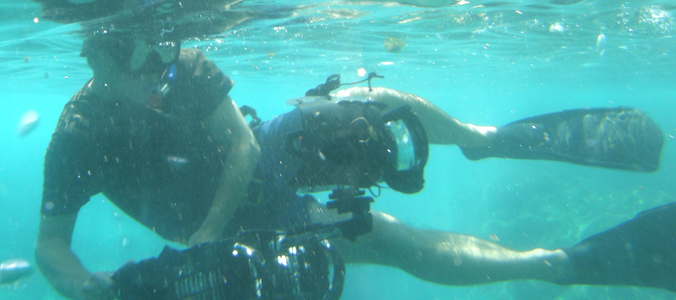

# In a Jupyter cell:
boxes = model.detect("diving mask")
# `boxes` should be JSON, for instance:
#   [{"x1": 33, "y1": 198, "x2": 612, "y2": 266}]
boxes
[
  {"x1": 129, "y1": 36, "x2": 180, "y2": 71},
  {"x1": 82, "y1": 29, "x2": 181, "y2": 73}
]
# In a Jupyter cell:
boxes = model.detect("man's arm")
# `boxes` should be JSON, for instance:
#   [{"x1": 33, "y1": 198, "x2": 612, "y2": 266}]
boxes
[
  {"x1": 36, "y1": 213, "x2": 88, "y2": 299},
  {"x1": 332, "y1": 87, "x2": 497, "y2": 147},
  {"x1": 339, "y1": 212, "x2": 573, "y2": 285},
  {"x1": 36, "y1": 213, "x2": 116, "y2": 300},
  {"x1": 188, "y1": 95, "x2": 260, "y2": 246}
]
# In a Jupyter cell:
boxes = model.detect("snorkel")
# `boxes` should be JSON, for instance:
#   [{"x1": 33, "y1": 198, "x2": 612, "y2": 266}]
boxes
[{"x1": 148, "y1": 62, "x2": 177, "y2": 107}]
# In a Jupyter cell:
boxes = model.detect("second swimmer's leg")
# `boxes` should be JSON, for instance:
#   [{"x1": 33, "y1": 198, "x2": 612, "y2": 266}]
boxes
[
  {"x1": 307, "y1": 201, "x2": 573, "y2": 286},
  {"x1": 560, "y1": 202, "x2": 676, "y2": 291}
]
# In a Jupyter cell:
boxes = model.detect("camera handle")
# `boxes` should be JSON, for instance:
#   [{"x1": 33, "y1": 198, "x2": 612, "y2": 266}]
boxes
[{"x1": 112, "y1": 187, "x2": 373, "y2": 300}]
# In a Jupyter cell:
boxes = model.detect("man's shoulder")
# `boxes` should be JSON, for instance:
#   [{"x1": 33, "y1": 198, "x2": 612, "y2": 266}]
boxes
[
  {"x1": 57, "y1": 81, "x2": 122, "y2": 136},
  {"x1": 66, "y1": 80, "x2": 94, "y2": 103},
  {"x1": 175, "y1": 48, "x2": 229, "y2": 87},
  {"x1": 170, "y1": 48, "x2": 233, "y2": 118}
]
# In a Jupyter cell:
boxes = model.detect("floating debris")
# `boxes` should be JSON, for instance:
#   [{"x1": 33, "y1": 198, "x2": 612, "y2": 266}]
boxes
[
  {"x1": 0, "y1": 259, "x2": 33, "y2": 284},
  {"x1": 489, "y1": 233, "x2": 500, "y2": 241},
  {"x1": 357, "y1": 68, "x2": 367, "y2": 77},
  {"x1": 17, "y1": 110, "x2": 39, "y2": 137},
  {"x1": 167, "y1": 155, "x2": 189, "y2": 171},
  {"x1": 549, "y1": 22, "x2": 564, "y2": 33},
  {"x1": 384, "y1": 37, "x2": 406, "y2": 53},
  {"x1": 596, "y1": 33, "x2": 606, "y2": 55}
]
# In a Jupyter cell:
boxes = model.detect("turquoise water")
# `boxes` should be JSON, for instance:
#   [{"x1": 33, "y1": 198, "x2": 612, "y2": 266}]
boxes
[{"x1": 1, "y1": 0, "x2": 675, "y2": 299}]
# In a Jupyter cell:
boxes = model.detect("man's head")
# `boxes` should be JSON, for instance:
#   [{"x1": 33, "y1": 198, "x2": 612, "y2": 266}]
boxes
[
  {"x1": 80, "y1": 28, "x2": 181, "y2": 102},
  {"x1": 81, "y1": 25, "x2": 182, "y2": 84},
  {"x1": 82, "y1": 30, "x2": 181, "y2": 74}
]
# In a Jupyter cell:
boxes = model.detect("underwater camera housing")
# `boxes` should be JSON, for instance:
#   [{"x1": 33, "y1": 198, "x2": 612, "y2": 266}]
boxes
[
  {"x1": 112, "y1": 187, "x2": 375, "y2": 300},
  {"x1": 288, "y1": 99, "x2": 428, "y2": 194}
]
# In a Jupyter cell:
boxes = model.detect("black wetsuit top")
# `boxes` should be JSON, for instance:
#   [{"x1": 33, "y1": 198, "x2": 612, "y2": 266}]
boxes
[
  {"x1": 42, "y1": 48, "x2": 315, "y2": 243},
  {"x1": 42, "y1": 49, "x2": 236, "y2": 243}
]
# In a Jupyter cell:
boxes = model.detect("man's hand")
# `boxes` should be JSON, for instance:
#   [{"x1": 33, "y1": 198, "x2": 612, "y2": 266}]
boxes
[
  {"x1": 79, "y1": 271, "x2": 115, "y2": 300},
  {"x1": 188, "y1": 224, "x2": 220, "y2": 247}
]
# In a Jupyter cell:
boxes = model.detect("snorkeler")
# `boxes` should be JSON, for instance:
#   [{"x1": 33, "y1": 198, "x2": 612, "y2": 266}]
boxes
[
  {"x1": 31, "y1": 0, "x2": 672, "y2": 299},
  {"x1": 35, "y1": 1, "x2": 261, "y2": 299}
]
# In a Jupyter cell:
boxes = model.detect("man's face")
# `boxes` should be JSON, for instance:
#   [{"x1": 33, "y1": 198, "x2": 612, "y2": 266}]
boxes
[
  {"x1": 85, "y1": 30, "x2": 180, "y2": 100},
  {"x1": 89, "y1": 29, "x2": 181, "y2": 73}
]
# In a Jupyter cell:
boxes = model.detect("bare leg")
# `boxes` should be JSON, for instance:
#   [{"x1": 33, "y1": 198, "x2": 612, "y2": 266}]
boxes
[
  {"x1": 308, "y1": 202, "x2": 573, "y2": 285},
  {"x1": 332, "y1": 87, "x2": 496, "y2": 147}
]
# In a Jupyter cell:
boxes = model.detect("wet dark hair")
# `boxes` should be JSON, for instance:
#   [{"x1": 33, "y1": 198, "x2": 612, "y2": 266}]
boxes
[{"x1": 80, "y1": 33, "x2": 133, "y2": 60}]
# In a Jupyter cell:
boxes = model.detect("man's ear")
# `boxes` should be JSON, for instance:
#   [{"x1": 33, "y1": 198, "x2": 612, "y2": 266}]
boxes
[
  {"x1": 84, "y1": 47, "x2": 119, "y2": 79},
  {"x1": 84, "y1": 51, "x2": 104, "y2": 76},
  {"x1": 79, "y1": 38, "x2": 93, "y2": 58}
]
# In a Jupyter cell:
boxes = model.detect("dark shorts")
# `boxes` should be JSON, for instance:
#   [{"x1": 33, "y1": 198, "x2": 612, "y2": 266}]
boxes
[{"x1": 223, "y1": 194, "x2": 318, "y2": 238}]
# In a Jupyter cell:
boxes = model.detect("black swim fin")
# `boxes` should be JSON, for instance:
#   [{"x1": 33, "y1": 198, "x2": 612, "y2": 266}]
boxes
[
  {"x1": 460, "y1": 107, "x2": 664, "y2": 172},
  {"x1": 559, "y1": 202, "x2": 676, "y2": 291}
]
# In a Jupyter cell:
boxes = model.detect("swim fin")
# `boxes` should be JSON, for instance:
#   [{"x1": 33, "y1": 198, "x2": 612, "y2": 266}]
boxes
[
  {"x1": 559, "y1": 202, "x2": 676, "y2": 291},
  {"x1": 460, "y1": 107, "x2": 664, "y2": 171}
]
